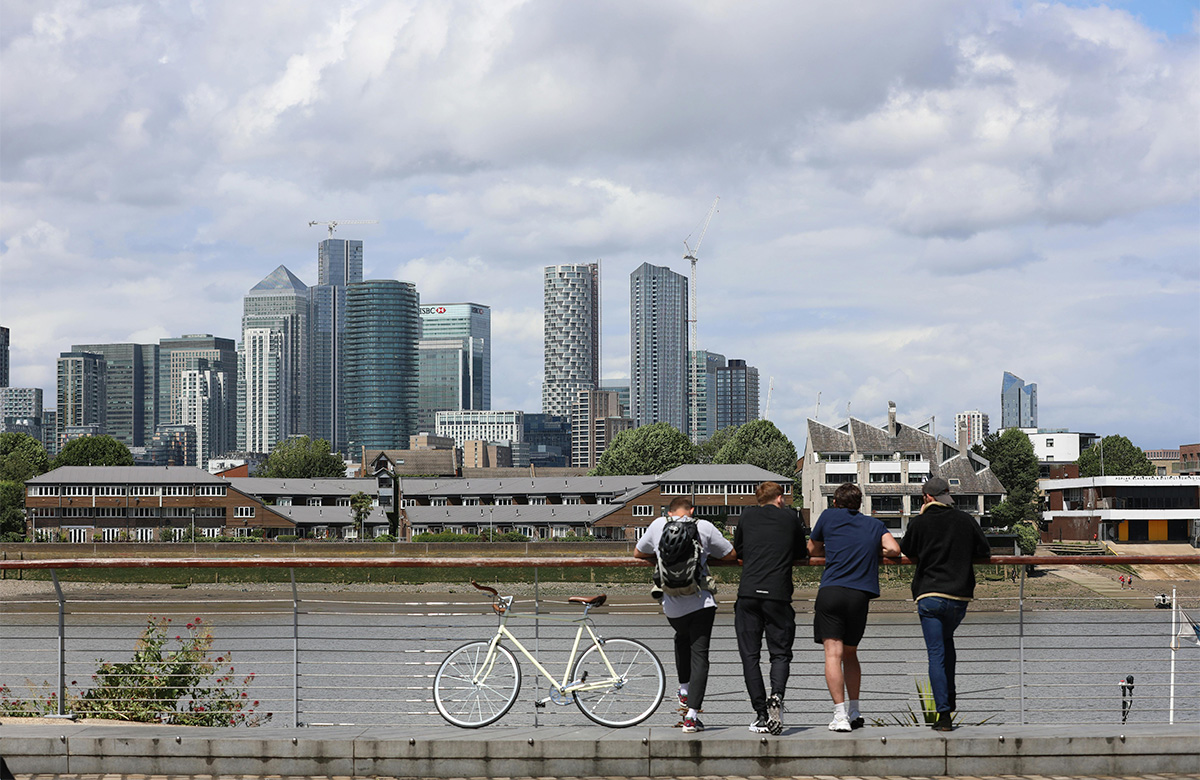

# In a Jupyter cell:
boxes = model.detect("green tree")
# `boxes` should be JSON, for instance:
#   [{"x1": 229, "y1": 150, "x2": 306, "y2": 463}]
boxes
[
  {"x1": 591, "y1": 422, "x2": 696, "y2": 476},
  {"x1": 53, "y1": 435, "x2": 135, "y2": 468},
  {"x1": 1077, "y1": 434, "x2": 1155, "y2": 478},
  {"x1": 694, "y1": 425, "x2": 739, "y2": 464},
  {"x1": 0, "y1": 480, "x2": 27, "y2": 541},
  {"x1": 713, "y1": 419, "x2": 799, "y2": 478},
  {"x1": 257, "y1": 437, "x2": 346, "y2": 479},
  {"x1": 0, "y1": 432, "x2": 51, "y2": 482},
  {"x1": 975, "y1": 428, "x2": 1039, "y2": 528},
  {"x1": 349, "y1": 491, "x2": 374, "y2": 539}
]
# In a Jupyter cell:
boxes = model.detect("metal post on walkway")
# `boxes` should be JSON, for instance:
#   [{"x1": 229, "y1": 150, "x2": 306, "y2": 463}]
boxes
[
  {"x1": 533, "y1": 566, "x2": 540, "y2": 728},
  {"x1": 1169, "y1": 586, "x2": 1176, "y2": 724},
  {"x1": 291, "y1": 567, "x2": 300, "y2": 728},
  {"x1": 1018, "y1": 549, "x2": 1026, "y2": 726},
  {"x1": 49, "y1": 570, "x2": 72, "y2": 719}
]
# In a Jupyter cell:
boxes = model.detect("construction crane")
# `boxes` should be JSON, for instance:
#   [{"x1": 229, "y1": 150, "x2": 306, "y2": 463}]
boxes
[
  {"x1": 684, "y1": 197, "x2": 719, "y2": 443},
  {"x1": 764, "y1": 376, "x2": 774, "y2": 420},
  {"x1": 308, "y1": 219, "x2": 378, "y2": 238}
]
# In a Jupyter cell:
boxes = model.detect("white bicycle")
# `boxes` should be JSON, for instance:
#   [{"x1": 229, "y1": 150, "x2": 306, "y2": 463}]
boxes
[{"x1": 433, "y1": 581, "x2": 666, "y2": 728}]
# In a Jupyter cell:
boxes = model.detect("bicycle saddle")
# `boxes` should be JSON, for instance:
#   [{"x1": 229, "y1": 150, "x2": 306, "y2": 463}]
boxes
[{"x1": 568, "y1": 594, "x2": 607, "y2": 607}]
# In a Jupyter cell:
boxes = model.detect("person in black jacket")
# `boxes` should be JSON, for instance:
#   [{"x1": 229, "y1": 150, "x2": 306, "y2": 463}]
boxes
[
  {"x1": 733, "y1": 481, "x2": 807, "y2": 735},
  {"x1": 900, "y1": 477, "x2": 991, "y2": 732}
]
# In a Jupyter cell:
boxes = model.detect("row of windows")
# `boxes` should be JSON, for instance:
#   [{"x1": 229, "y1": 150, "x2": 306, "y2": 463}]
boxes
[
  {"x1": 827, "y1": 472, "x2": 930, "y2": 485},
  {"x1": 34, "y1": 485, "x2": 227, "y2": 497},
  {"x1": 661, "y1": 482, "x2": 761, "y2": 495}
]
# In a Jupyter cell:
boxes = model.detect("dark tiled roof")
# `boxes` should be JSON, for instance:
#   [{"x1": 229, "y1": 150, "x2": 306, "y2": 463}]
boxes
[
  {"x1": 806, "y1": 420, "x2": 852, "y2": 454},
  {"x1": 407, "y1": 504, "x2": 621, "y2": 525},
  {"x1": 28, "y1": 466, "x2": 226, "y2": 485},
  {"x1": 655, "y1": 464, "x2": 794, "y2": 482}
]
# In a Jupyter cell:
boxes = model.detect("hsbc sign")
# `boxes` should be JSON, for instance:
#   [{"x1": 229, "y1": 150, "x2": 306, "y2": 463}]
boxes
[{"x1": 421, "y1": 304, "x2": 490, "y2": 317}]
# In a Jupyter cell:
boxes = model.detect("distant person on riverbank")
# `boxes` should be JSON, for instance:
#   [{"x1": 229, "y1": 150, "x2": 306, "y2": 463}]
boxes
[
  {"x1": 635, "y1": 497, "x2": 736, "y2": 734},
  {"x1": 900, "y1": 476, "x2": 991, "y2": 732},
  {"x1": 808, "y1": 483, "x2": 901, "y2": 732},
  {"x1": 733, "y1": 481, "x2": 807, "y2": 735}
]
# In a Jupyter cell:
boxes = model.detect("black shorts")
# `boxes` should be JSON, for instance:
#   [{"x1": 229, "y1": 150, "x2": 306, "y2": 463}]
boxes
[{"x1": 813, "y1": 586, "x2": 872, "y2": 646}]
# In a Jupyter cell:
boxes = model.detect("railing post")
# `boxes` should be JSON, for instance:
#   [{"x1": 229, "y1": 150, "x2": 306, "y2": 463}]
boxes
[
  {"x1": 1169, "y1": 586, "x2": 1176, "y2": 724},
  {"x1": 533, "y1": 566, "x2": 540, "y2": 728},
  {"x1": 1017, "y1": 549, "x2": 1026, "y2": 726},
  {"x1": 291, "y1": 568, "x2": 300, "y2": 728},
  {"x1": 50, "y1": 570, "x2": 71, "y2": 718}
]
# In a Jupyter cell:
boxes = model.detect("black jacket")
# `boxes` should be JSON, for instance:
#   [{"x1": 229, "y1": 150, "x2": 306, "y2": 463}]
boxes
[
  {"x1": 733, "y1": 504, "x2": 807, "y2": 601},
  {"x1": 900, "y1": 502, "x2": 991, "y2": 601}
]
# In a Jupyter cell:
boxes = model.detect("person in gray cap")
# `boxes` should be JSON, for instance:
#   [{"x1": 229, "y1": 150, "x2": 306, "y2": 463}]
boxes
[{"x1": 900, "y1": 476, "x2": 991, "y2": 731}]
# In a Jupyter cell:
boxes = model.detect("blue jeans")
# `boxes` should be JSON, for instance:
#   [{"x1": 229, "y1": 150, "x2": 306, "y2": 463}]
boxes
[{"x1": 917, "y1": 596, "x2": 968, "y2": 714}]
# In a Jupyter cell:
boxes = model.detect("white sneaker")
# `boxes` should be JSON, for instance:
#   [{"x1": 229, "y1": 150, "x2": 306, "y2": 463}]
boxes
[{"x1": 828, "y1": 715, "x2": 852, "y2": 732}]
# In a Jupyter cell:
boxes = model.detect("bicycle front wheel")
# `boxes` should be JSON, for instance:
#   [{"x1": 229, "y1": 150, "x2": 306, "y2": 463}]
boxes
[
  {"x1": 571, "y1": 637, "x2": 665, "y2": 727},
  {"x1": 433, "y1": 640, "x2": 521, "y2": 728}
]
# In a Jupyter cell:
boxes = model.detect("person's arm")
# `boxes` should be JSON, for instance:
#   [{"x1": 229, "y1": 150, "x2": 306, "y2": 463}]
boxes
[
  {"x1": 716, "y1": 547, "x2": 739, "y2": 562},
  {"x1": 881, "y1": 531, "x2": 901, "y2": 558},
  {"x1": 732, "y1": 522, "x2": 744, "y2": 560},
  {"x1": 972, "y1": 521, "x2": 992, "y2": 559},
  {"x1": 793, "y1": 516, "x2": 808, "y2": 561},
  {"x1": 634, "y1": 548, "x2": 654, "y2": 560},
  {"x1": 807, "y1": 538, "x2": 825, "y2": 557}
]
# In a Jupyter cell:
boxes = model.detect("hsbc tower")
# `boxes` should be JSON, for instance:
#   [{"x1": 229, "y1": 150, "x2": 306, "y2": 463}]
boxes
[{"x1": 418, "y1": 303, "x2": 492, "y2": 429}]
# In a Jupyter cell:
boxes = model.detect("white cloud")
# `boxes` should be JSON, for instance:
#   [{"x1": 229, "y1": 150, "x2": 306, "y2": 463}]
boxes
[{"x1": 0, "y1": 0, "x2": 1196, "y2": 448}]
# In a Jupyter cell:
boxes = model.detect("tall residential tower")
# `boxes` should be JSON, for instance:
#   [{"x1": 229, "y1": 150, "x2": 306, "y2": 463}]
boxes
[
  {"x1": 543, "y1": 263, "x2": 601, "y2": 417},
  {"x1": 1001, "y1": 371, "x2": 1037, "y2": 429},
  {"x1": 630, "y1": 263, "x2": 688, "y2": 431}
]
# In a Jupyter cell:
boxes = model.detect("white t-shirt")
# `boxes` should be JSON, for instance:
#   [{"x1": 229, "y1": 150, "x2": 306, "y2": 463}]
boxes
[{"x1": 636, "y1": 515, "x2": 734, "y2": 619}]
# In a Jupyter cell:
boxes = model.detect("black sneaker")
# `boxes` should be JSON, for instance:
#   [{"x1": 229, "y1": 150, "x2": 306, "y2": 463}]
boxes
[
  {"x1": 850, "y1": 716, "x2": 865, "y2": 729},
  {"x1": 765, "y1": 693, "x2": 784, "y2": 735},
  {"x1": 932, "y1": 712, "x2": 954, "y2": 732},
  {"x1": 748, "y1": 712, "x2": 771, "y2": 733},
  {"x1": 681, "y1": 716, "x2": 704, "y2": 733}
]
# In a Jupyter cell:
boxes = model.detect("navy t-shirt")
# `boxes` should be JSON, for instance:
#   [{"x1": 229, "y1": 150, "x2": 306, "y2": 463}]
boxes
[{"x1": 811, "y1": 507, "x2": 889, "y2": 597}]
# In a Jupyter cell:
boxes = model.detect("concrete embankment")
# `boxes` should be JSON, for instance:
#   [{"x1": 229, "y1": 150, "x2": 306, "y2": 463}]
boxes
[{"x1": 2, "y1": 722, "x2": 1197, "y2": 777}]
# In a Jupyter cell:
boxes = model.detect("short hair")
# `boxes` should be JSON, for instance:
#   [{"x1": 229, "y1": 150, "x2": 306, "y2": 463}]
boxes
[
  {"x1": 833, "y1": 483, "x2": 862, "y2": 511},
  {"x1": 756, "y1": 481, "x2": 784, "y2": 505},
  {"x1": 667, "y1": 497, "x2": 694, "y2": 513}
]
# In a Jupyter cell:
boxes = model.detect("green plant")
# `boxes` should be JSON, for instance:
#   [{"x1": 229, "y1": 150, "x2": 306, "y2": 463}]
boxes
[
  {"x1": 412, "y1": 531, "x2": 483, "y2": 542},
  {"x1": 72, "y1": 616, "x2": 269, "y2": 726},
  {"x1": 0, "y1": 682, "x2": 59, "y2": 716},
  {"x1": 372, "y1": 533, "x2": 396, "y2": 542},
  {"x1": 870, "y1": 677, "x2": 994, "y2": 728},
  {"x1": 276, "y1": 534, "x2": 298, "y2": 542}
]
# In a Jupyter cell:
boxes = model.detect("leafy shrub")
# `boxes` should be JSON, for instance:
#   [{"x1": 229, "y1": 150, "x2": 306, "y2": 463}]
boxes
[
  {"x1": 372, "y1": 533, "x2": 396, "y2": 542},
  {"x1": 275, "y1": 534, "x2": 298, "y2": 542},
  {"x1": 553, "y1": 532, "x2": 595, "y2": 542},
  {"x1": 72, "y1": 616, "x2": 270, "y2": 726},
  {"x1": 412, "y1": 531, "x2": 483, "y2": 543}
]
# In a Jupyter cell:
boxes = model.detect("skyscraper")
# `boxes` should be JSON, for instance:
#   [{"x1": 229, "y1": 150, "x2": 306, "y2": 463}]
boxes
[
  {"x1": 630, "y1": 262, "x2": 688, "y2": 432},
  {"x1": 344, "y1": 280, "x2": 420, "y2": 452},
  {"x1": 417, "y1": 303, "x2": 491, "y2": 433},
  {"x1": 715, "y1": 359, "x2": 760, "y2": 431},
  {"x1": 71, "y1": 343, "x2": 159, "y2": 448},
  {"x1": 0, "y1": 387, "x2": 43, "y2": 439},
  {"x1": 570, "y1": 389, "x2": 632, "y2": 469},
  {"x1": 688, "y1": 350, "x2": 725, "y2": 442},
  {"x1": 180, "y1": 367, "x2": 233, "y2": 466},
  {"x1": 309, "y1": 239, "x2": 363, "y2": 453},
  {"x1": 159, "y1": 334, "x2": 236, "y2": 457},
  {"x1": 420, "y1": 303, "x2": 491, "y2": 409},
  {"x1": 543, "y1": 263, "x2": 601, "y2": 418},
  {"x1": 955, "y1": 410, "x2": 990, "y2": 449},
  {"x1": 1001, "y1": 371, "x2": 1037, "y2": 429},
  {"x1": 57, "y1": 351, "x2": 107, "y2": 450},
  {"x1": 238, "y1": 265, "x2": 311, "y2": 453},
  {"x1": 0, "y1": 325, "x2": 9, "y2": 387}
]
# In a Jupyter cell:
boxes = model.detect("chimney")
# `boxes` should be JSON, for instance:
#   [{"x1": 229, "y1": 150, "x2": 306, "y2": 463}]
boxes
[{"x1": 888, "y1": 401, "x2": 897, "y2": 437}]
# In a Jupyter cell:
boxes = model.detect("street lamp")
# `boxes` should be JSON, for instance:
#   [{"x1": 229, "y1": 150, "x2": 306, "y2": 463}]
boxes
[{"x1": 190, "y1": 507, "x2": 196, "y2": 545}]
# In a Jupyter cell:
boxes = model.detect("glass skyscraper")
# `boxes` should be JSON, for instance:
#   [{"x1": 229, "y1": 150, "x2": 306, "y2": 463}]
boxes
[
  {"x1": 543, "y1": 264, "x2": 600, "y2": 418},
  {"x1": 688, "y1": 350, "x2": 725, "y2": 442},
  {"x1": 629, "y1": 262, "x2": 688, "y2": 431},
  {"x1": 71, "y1": 342, "x2": 159, "y2": 448},
  {"x1": 715, "y1": 359, "x2": 760, "y2": 432},
  {"x1": 310, "y1": 239, "x2": 363, "y2": 454},
  {"x1": 159, "y1": 334, "x2": 236, "y2": 459},
  {"x1": 417, "y1": 302, "x2": 491, "y2": 433},
  {"x1": 1001, "y1": 371, "x2": 1038, "y2": 429},
  {"x1": 344, "y1": 280, "x2": 420, "y2": 453},
  {"x1": 56, "y1": 351, "x2": 107, "y2": 450}
]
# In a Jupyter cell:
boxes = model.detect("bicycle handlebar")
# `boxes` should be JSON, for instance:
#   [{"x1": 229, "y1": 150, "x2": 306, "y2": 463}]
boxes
[{"x1": 471, "y1": 580, "x2": 499, "y2": 597}]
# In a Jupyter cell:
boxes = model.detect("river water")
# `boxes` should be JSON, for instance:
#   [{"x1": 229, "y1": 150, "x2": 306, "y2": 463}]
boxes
[{"x1": 2, "y1": 589, "x2": 1197, "y2": 730}]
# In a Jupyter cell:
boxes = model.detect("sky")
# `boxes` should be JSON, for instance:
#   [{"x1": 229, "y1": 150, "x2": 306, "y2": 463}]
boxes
[{"x1": 1, "y1": 0, "x2": 1198, "y2": 453}]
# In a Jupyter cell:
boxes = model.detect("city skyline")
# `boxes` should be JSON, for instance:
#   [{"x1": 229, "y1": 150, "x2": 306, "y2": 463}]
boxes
[{"x1": 1, "y1": 2, "x2": 1196, "y2": 452}]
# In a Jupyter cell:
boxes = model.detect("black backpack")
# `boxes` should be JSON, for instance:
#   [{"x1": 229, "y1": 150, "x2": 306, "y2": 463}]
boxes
[{"x1": 653, "y1": 516, "x2": 703, "y2": 596}]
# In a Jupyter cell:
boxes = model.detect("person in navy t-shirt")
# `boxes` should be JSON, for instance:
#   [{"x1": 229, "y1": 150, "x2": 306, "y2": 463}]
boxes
[{"x1": 808, "y1": 482, "x2": 901, "y2": 732}]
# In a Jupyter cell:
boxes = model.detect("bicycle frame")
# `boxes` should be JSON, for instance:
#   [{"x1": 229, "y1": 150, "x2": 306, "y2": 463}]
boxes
[{"x1": 474, "y1": 597, "x2": 622, "y2": 699}]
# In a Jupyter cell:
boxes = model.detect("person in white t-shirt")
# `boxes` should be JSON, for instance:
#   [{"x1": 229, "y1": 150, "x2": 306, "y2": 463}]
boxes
[{"x1": 635, "y1": 497, "x2": 736, "y2": 733}]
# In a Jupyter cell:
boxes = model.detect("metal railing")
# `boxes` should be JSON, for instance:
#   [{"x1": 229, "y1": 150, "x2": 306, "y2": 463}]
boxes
[{"x1": 1, "y1": 554, "x2": 1197, "y2": 730}]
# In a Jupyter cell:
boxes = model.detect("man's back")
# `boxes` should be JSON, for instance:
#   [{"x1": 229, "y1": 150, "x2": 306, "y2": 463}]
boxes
[
  {"x1": 812, "y1": 507, "x2": 888, "y2": 597},
  {"x1": 901, "y1": 503, "x2": 990, "y2": 600},
  {"x1": 735, "y1": 505, "x2": 806, "y2": 600}
]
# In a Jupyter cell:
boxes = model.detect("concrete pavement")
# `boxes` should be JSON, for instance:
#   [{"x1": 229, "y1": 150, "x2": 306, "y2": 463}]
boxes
[{"x1": 2, "y1": 721, "x2": 1197, "y2": 778}]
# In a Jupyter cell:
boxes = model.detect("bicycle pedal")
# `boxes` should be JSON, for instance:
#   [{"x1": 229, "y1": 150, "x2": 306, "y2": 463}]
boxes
[{"x1": 534, "y1": 700, "x2": 548, "y2": 708}]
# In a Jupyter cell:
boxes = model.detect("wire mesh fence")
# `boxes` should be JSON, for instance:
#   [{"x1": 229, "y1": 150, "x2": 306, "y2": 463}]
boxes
[{"x1": 1, "y1": 560, "x2": 1197, "y2": 730}]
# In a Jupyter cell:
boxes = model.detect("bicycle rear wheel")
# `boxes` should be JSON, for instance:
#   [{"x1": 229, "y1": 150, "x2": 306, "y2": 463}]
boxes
[
  {"x1": 434, "y1": 640, "x2": 521, "y2": 728},
  {"x1": 571, "y1": 637, "x2": 665, "y2": 727}
]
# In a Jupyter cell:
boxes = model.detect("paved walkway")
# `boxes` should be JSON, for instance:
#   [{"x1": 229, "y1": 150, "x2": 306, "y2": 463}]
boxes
[
  {"x1": 8, "y1": 773, "x2": 1200, "y2": 779},
  {"x1": 1042, "y1": 564, "x2": 1146, "y2": 605}
]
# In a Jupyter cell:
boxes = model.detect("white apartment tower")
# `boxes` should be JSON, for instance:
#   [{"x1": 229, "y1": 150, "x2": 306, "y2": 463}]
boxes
[
  {"x1": 955, "y1": 410, "x2": 990, "y2": 449},
  {"x1": 542, "y1": 263, "x2": 601, "y2": 417},
  {"x1": 630, "y1": 263, "x2": 689, "y2": 432},
  {"x1": 238, "y1": 265, "x2": 310, "y2": 453}
]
